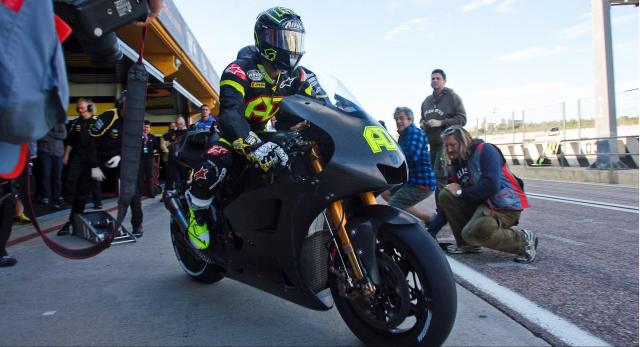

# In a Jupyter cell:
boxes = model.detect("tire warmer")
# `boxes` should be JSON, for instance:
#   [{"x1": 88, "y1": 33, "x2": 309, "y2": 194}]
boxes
[
  {"x1": 24, "y1": 25, "x2": 149, "y2": 259},
  {"x1": 115, "y1": 31, "x2": 149, "y2": 235}
]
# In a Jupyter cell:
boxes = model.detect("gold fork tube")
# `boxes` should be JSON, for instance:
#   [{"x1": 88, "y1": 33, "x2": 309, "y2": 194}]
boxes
[
  {"x1": 360, "y1": 192, "x2": 376, "y2": 206},
  {"x1": 310, "y1": 145, "x2": 365, "y2": 280}
]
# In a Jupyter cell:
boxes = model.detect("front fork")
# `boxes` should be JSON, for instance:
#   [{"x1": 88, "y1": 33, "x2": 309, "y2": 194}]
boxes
[{"x1": 310, "y1": 145, "x2": 376, "y2": 296}]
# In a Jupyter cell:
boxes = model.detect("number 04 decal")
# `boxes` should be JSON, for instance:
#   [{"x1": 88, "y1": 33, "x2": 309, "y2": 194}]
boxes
[{"x1": 245, "y1": 96, "x2": 284, "y2": 121}]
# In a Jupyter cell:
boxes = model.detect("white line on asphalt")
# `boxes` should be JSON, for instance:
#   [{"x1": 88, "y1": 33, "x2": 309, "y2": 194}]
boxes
[
  {"x1": 543, "y1": 234, "x2": 586, "y2": 246},
  {"x1": 528, "y1": 193, "x2": 639, "y2": 213},
  {"x1": 448, "y1": 257, "x2": 611, "y2": 347},
  {"x1": 41, "y1": 311, "x2": 56, "y2": 316}
]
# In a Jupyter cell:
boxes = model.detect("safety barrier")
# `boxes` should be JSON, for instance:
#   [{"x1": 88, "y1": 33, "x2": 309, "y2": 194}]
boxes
[{"x1": 494, "y1": 135, "x2": 639, "y2": 169}]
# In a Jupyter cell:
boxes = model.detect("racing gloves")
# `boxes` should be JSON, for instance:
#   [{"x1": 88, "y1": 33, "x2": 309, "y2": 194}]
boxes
[
  {"x1": 247, "y1": 142, "x2": 289, "y2": 172},
  {"x1": 233, "y1": 131, "x2": 288, "y2": 172},
  {"x1": 91, "y1": 167, "x2": 106, "y2": 182}
]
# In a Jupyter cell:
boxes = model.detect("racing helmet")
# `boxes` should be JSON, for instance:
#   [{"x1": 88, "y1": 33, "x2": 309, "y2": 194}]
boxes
[{"x1": 254, "y1": 7, "x2": 305, "y2": 71}]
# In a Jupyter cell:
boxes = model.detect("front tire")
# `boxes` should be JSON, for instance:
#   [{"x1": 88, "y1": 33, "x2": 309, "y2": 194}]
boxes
[
  {"x1": 170, "y1": 220, "x2": 223, "y2": 284},
  {"x1": 330, "y1": 224, "x2": 457, "y2": 346}
]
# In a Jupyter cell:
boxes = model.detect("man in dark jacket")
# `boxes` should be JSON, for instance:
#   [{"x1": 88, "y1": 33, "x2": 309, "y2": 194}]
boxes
[
  {"x1": 59, "y1": 99, "x2": 105, "y2": 235},
  {"x1": 37, "y1": 123, "x2": 66, "y2": 206},
  {"x1": 438, "y1": 125, "x2": 538, "y2": 263},
  {"x1": 163, "y1": 116, "x2": 188, "y2": 192},
  {"x1": 140, "y1": 120, "x2": 158, "y2": 198},
  {"x1": 420, "y1": 68, "x2": 467, "y2": 235}
]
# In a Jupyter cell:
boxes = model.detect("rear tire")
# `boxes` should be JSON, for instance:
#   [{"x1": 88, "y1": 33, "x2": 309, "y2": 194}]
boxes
[
  {"x1": 330, "y1": 224, "x2": 457, "y2": 346},
  {"x1": 170, "y1": 220, "x2": 223, "y2": 284}
]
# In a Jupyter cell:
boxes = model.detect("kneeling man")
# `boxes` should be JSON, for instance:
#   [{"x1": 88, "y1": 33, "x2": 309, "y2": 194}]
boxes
[{"x1": 439, "y1": 126, "x2": 537, "y2": 263}]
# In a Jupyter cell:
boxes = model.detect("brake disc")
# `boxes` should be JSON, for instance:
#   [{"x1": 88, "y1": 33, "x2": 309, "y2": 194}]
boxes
[{"x1": 351, "y1": 252, "x2": 411, "y2": 330}]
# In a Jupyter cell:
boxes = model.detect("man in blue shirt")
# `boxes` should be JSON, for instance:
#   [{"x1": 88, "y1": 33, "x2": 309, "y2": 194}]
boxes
[
  {"x1": 382, "y1": 107, "x2": 436, "y2": 231},
  {"x1": 191, "y1": 104, "x2": 216, "y2": 132}
]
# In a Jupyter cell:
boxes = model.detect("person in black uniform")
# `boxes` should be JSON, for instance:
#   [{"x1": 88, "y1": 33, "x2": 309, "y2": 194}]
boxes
[
  {"x1": 0, "y1": 180, "x2": 18, "y2": 267},
  {"x1": 59, "y1": 99, "x2": 105, "y2": 235},
  {"x1": 163, "y1": 116, "x2": 188, "y2": 193},
  {"x1": 140, "y1": 120, "x2": 158, "y2": 198},
  {"x1": 91, "y1": 93, "x2": 144, "y2": 237},
  {"x1": 185, "y1": 7, "x2": 327, "y2": 250}
]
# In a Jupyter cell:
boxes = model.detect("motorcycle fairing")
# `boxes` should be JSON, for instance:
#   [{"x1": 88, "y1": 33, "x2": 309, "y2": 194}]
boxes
[
  {"x1": 217, "y1": 94, "x2": 410, "y2": 311},
  {"x1": 279, "y1": 95, "x2": 408, "y2": 195}
]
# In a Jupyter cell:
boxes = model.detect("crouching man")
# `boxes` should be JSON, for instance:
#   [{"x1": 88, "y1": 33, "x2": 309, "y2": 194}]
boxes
[{"x1": 439, "y1": 126, "x2": 538, "y2": 263}]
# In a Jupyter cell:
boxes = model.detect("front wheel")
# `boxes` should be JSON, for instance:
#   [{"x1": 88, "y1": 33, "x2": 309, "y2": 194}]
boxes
[
  {"x1": 330, "y1": 224, "x2": 457, "y2": 346},
  {"x1": 170, "y1": 220, "x2": 224, "y2": 284}
]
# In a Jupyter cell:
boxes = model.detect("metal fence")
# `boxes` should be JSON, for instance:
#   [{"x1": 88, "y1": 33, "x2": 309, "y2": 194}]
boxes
[{"x1": 469, "y1": 88, "x2": 639, "y2": 144}]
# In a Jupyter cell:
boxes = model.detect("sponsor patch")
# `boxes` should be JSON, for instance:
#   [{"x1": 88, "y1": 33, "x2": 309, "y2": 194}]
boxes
[
  {"x1": 283, "y1": 19, "x2": 303, "y2": 30},
  {"x1": 247, "y1": 69, "x2": 263, "y2": 81},
  {"x1": 193, "y1": 167, "x2": 208, "y2": 181},
  {"x1": 251, "y1": 82, "x2": 266, "y2": 89},
  {"x1": 209, "y1": 168, "x2": 227, "y2": 190},
  {"x1": 224, "y1": 63, "x2": 246, "y2": 80},
  {"x1": 207, "y1": 145, "x2": 230, "y2": 156},
  {"x1": 279, "y1": 76, "x2": 296, "y2": 89},
  {"x1": 263, "y1": 48, "x2": 277, "y2": 62}
]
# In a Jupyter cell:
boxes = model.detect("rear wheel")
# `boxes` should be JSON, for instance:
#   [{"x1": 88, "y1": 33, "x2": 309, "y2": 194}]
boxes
[
  {"x1": 330, "y1": 224, "x2": 457, "y2": 346},
  {"x1": 170, "y1": 220, "x2": 223, "y2": 284}
]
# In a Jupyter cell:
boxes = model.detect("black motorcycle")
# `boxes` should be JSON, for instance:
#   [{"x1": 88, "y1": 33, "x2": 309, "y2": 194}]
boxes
[{"x1": 164, "y1": 79, "x2": 457, "y2": 346}]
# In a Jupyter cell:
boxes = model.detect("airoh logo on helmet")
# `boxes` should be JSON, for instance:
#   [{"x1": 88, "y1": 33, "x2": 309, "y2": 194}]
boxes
[{"x1": 283, "y1": 19, "x2": 303, "y2": 31}]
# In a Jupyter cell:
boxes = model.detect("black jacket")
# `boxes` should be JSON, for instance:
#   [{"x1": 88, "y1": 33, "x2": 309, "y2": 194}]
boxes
[
  {"x1": 66, "y1": 117, "x2": 98, "y2": 167},
  {"x1": 217, "y1": 45, "x2": 326, "y2": 141},
  {"x1": 141, "y1": 133, "x2": 158, "y2": 159},
  {"x1": 91, "y1": 109, "x2": 122, "y2": 164}
]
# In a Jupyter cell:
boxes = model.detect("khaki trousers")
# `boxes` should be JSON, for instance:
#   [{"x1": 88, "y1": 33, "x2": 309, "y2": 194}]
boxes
[{"x1": 439, "y1": 189, "x2": 525, "y2": 255}]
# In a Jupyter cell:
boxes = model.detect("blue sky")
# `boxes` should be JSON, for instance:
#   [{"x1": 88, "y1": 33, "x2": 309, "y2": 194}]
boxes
[{"x1": 173, "y1": 0, "x2": 638, "y2": 132}]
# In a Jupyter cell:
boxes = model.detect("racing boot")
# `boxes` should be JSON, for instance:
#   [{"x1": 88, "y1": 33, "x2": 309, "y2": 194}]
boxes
[{"x1": 187, "y1": 207, "x2": 210, "y2": 250}]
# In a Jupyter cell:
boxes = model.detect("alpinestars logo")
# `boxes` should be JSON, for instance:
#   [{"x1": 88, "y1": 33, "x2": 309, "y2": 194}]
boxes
[
  {"x1": 225, "y1": 64, "x2": 246, "y2": 80},
  {"x1": 193, "y1": 167, "x2": 208, "y2": 181},
  {"x1": 279, "y1": 76, "x2": 296, "y2": 89},
  {"x1": 207, "y1": 145, "x2": 229, "y2": 156}
]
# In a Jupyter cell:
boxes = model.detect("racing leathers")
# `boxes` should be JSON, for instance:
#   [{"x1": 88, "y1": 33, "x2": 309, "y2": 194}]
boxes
[{"x1": 185, "y1": 45, "x2": 326, "y2": 249}]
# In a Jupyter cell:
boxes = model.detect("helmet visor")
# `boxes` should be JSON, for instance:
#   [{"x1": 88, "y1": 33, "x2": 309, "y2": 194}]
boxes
[{"x1": 262, "y1": 29, "x2": 305, "y2": 54}]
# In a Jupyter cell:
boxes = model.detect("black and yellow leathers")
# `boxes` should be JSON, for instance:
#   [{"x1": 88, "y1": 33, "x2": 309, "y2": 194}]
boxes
[{"x1": 187, "y1": 45, "x2": 325, "y2": 207}]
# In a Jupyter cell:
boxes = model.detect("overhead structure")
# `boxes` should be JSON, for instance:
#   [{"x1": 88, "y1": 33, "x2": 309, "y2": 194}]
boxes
[{"x1": 63, "y1": 0, "x2": 220, "y2": 132}]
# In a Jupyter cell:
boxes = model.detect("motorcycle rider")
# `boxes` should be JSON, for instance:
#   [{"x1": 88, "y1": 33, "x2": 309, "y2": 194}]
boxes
[{"x1": 184, "y1": 7, "x2": 326, "y2": 250}]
